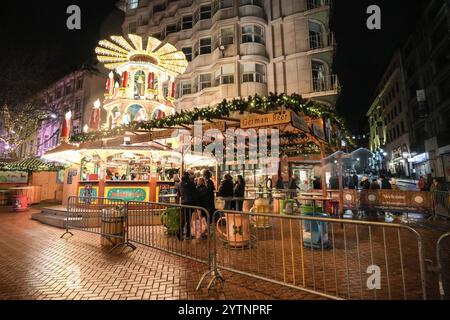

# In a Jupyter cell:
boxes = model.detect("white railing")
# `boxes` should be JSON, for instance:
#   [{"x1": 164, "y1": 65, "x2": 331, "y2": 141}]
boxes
[
  {"x1": 306, "y1": 0, "x2": 331, "y2": 11},
  {"x1": 308, "y1": 33, "x2": 335, "y2": 50},
  {"x1": 311, "y1": 74, "x2": 339, "y2": 93}
]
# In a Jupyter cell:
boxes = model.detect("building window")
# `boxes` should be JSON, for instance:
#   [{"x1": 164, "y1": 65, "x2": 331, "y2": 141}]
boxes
[
  {"x1": 194, "y1": 4, "x2": 212, "y2": 24},
  {"x1": 153, "y1": 33, "x2": 162, "y2": 40},
  {"x1": 213, "y1": 0, "x2": 233, "y2": 15},
  {"x1": 181, "y1": 15, "x2": 193, "y2": 30},
  {"x1": 76, "y1": 78, "x2": 83, "y2": 90},
  {"x1": 65, "y1": 85, "x2": 72, "y2": 95},
  {"x1": 241, "y1": 25, "x2": 264, "y2": 44},
  {"x1": 197, "y1": 74, "x2": 212, "y2": 91},
  {"x1": 401, "y1": 121, "x2": 405, "y2": 134},
  {"x1": 194, "y1": 37, "x2": 212, "y2": 56},
  {"x1": 154, "y1": 3, "x2": 166, "y2": 12},
  {"x1": 239, "y1": 0, "x2": 263, "y2": 6},
  {"x1": 181, "y1": 81, "x2": 192, "y2": 95},
  {"x1": 215, "y1": 27, "x2": 234, "y2": 47},
  {"x1": 128, "y1": 0, "x2": 139, "y2": 9},
  {"x1": 214, "y1": 64, "x2": 234, "y2": 86},
  {"x1": 242, "y1": 63, "x2": 266, "y2": 83},
  {"x1": 165, "y1": 24, "x2": 177, "y2": 35},
  {"x1": 182, "y1": 47, "x2": 193, "y2": 62},
  {"x1": 128, "y1": 21, "x2": 137, "y2": 33}
]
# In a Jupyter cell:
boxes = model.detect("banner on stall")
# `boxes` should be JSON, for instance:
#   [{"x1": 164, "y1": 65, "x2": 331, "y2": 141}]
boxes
[
  {"x1": 0, "y1": 171, "x2": 28, "y2": 183},
  {"x1": 360, "y1": 190, "x2": 432, "y2": 212},
  {"x1": 104, "y1": 186, "x2": 150, "y2": 202}
]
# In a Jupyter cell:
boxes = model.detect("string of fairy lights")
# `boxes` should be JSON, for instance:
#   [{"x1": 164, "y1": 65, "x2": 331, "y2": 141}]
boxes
[{"x1": 70, "y1": 93, "x2": 355, "y2": 152}]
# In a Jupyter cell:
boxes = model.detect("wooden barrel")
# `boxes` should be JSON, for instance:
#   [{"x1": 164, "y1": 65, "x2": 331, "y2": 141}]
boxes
[
  {"x1": 12, "y1": 195, "x2": 28, "y2": 212},
  {"x1": 0, "y1": 190, "x2": 9, "y2": 206},
  {"x1": 100, "y1": 207, "x2": 125, "y2": 246}
]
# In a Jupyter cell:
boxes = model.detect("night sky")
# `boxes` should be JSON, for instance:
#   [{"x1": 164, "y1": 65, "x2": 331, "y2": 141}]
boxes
[{"x1": 1, "y1": 0, "x2": 423, "y2": 130}]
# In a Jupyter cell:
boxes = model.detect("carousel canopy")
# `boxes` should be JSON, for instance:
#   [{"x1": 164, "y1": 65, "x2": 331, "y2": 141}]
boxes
[{"x1": 95, "y1": 34, "x2": 188, "y2": 77}]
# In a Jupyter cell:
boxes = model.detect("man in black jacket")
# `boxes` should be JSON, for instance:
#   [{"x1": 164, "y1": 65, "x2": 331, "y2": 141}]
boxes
[{"x1": 178, "y1": 172, "x2": 198, "y2": 240}]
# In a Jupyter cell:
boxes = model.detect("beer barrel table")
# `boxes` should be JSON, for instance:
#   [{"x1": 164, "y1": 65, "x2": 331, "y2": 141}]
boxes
[{"x1": 101, "y1": 207, "x2": 125, "y2": 246}]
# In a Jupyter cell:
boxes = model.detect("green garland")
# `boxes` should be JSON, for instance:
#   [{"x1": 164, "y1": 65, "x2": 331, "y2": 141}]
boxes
[{"x1": 70, "y1": 93, "x2": 354, "y2": 147}]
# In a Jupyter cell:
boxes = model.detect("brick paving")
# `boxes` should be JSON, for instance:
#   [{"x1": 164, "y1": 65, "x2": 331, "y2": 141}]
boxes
[{"x1": 0, "y1": 207, "x2": 324, "y2": 300}]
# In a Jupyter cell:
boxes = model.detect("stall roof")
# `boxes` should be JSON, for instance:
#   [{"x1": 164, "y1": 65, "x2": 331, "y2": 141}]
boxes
[{"x1": 0, "y1": 157, "x2": 65, "y2": 172}]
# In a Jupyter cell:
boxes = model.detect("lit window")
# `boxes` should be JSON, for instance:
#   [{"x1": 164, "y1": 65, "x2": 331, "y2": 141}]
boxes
[
  {"x1": 241, "y1": 25, "x2": 264, "y2": 44},
  {"x1": 198, "y1": 74, "x2": 212, "y2": 91},
  {"x1": 181, "y1": 81, "x2": 192, "y2": 95},
  {"x1": 214, "y1": 64, "x2": 234, "y2": 86},
  {"x1": 128, "y1": 0, "x2": 139, "y2": 10},
  {"x1": 215, "y1": 27, "x2": 234, "y2": 47},
  {"x1": 242, "y1": 63, "x2": 266, "y2": 83},
  {"x1": 194, "y1": 38, "x2": 212, "y2": 56}
]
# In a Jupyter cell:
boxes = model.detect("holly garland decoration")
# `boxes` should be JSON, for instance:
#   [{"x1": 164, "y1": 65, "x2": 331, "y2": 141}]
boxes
[{"x1": 70, "y1": 93, "x2": 354, "y2": 146}]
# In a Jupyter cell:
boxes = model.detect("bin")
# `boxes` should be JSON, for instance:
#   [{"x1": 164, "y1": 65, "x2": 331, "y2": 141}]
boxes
[
  {"x1": 101, "y1": 207, "x2": 125, "y2": 246},
  {"x1": 302, "y1": 212, "x2": 330, "y2": 249},
  {"x1": 12, "y1": 195, "x2": 28, "y2": 212},
  {"x1": 161, "y1": 207, "x2": 180, "y2": 235}
]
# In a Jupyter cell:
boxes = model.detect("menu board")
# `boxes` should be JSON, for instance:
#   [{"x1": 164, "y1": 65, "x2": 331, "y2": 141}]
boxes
[
  {"x1": 104, "y1": 186, "x2": 150, "y2": 202},
  {"x1": 0, "y1": 171, "x2": 28, "y2": 183}
]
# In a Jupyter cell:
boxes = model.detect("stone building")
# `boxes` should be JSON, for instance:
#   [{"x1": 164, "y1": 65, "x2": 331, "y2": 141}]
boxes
[{"x1": 118, "y1": 0, "x2": 338, "y2": 112}]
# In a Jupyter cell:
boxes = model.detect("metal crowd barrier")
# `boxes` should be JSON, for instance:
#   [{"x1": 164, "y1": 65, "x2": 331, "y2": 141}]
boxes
[
  {"x1": 203, "y1": 209, "x2": 427, "y2": 300},
  {"x1": 126, "y1": 201, "x2": 221, "y2": 290},
  {"x1": 431, "y1": 191, "x2": 450, "y2": 220},
  {"x1": 61, "y1": 196, "x2": 136, "y2": 252},
  {"x1": 427, "y1": 232, "x2": 450, "y2": 300}
]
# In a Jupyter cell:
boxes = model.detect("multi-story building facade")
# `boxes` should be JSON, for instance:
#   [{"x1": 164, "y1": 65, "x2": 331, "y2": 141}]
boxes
[
  {"x1": 367, "y1": 50, "x2": 411, "y2": 177},
  {"x1": 400, "y1": 0, "x2": 450, "y2": 181},
  {"x1": 118, "y1": 0, "x2": 338, "y2": 112},
  {"x1": 16, "y1": 67, "x2": 106, "y2": 159}
]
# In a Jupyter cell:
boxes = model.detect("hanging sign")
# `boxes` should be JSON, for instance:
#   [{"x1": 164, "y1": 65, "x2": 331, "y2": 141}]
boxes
[
  {"x1": 241, "y1": 111, "x2": 291, "y2": 129},
  {"x1": 291, "y1": 112, "x2": 309, "y2": 133}
]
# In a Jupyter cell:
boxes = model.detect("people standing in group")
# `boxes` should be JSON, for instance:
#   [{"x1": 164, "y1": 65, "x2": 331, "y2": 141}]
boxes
[
  {"x1": 178, "y1": 172, "x2": 198, "y2": 241},
  {"x1": 380, "y1": 175, "x2": 392, "y2": 190},
  {"x1": 360, "y1": 176, "x2": 370, "y2": 189},
  {"x1": 218, "y1": 174, "x2": 234, "y2": 210},
  {"x1": 233, "y1": 175, "x2": 246, "y2": 211},
  {"x1": 329, "y1": 174, "x2": 339, "y2": 190}
]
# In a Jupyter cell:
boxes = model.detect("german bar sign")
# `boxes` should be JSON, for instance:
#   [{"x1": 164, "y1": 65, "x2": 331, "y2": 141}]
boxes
[{"x1": 240, "y1": 111, "x2": 291, "y2": 129}]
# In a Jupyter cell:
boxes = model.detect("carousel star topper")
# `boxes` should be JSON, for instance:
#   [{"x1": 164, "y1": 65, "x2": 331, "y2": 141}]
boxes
[{"x1": 95, "y1": 34, "x2": 188, "y2": 77}]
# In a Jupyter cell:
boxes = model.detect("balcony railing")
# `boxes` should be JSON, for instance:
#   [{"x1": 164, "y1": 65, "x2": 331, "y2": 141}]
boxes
[
  {"x1": 306, "y1": 0, "x2": 331, "y2": 11},
  {"x1": 311, "y1": 74, "x2": 339, "y2": 93},
  {"x1": 308, "y1": 33, "x2": 335, "y2": 50}
]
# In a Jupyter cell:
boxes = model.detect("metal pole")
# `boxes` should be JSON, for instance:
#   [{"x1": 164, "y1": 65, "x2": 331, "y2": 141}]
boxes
[
  {"x1": 320, "y1": 144, "x2": 327, "y2": 197},
  {"x1": 338, "y1": 154, "x2": 344, "y2": 215}
]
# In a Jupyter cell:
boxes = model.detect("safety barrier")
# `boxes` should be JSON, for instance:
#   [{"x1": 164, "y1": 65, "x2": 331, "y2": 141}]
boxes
[
  {"x1": 431, "y1": 191, "x2": 450, "y2": 220},
  {"x1": 427, "y1": 233, "x2": 450, "y2": 300},
  {"x1": 62, "y1": 196, "x2": 433, "y2": 300},
  {"x1": 61, "y1": 196, "x2": 136, "y2": 252},
  {"x1": 203, "y1": 209, "x2": 427, "y2": 300}
]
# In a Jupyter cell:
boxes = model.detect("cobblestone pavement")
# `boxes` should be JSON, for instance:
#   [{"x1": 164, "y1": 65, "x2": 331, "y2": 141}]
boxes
[{"x1": 0, "y1": 208, "x2": 324, "y2": 300}]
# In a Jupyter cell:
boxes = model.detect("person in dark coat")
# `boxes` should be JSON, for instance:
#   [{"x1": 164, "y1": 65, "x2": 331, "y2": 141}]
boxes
[
  {"x1": 380, "y1": 175, "x2": 392, "y2": 190},
  {"x1": 275, "y1": 174, "x2": 285, "y2": 190},
  {"x1": 218, "y1": 174, "x2": 234, "y2": 210},
  {"x1": 288, "y1": 175, "x2": 298, "y2": 198},
  {"x1": 360, "y1": 176, "x2": 370, "y2": 190},
  {"x1": 352, "y1": 173, "x2": 359, "y2": 190},
  {"x1": 178, "y1": 172, "x2": 198, "y2": 240},
  {"x1": 202, "y1": 169, "x2": 216, "y2": 222},
  {"x1": 233, "y1": 175, "x2": 246, "y2": 211},
  {"x1": 313, "y1": 176, "x2": 322, "y2": 190},
  {"x1": 370, "y1": 179, "x2": 380, "y2": 190},
  {"x1": 329, "y1": 175, "x2": 339, "y2": 190}
]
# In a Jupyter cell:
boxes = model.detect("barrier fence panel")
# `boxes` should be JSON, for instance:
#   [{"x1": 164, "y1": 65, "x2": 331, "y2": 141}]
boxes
[
  {"x1": 126, "y1": 201, "x2": 219, "y2": 289},
  {"x1": 432, "y1": 191, "x2": 450, "y2": 220},
  {"x1": 209, "y1": 210, "x2": 427, "y2": 300},
  {"x1": 61, "y1": 196, "x2": 136, "y2": 252},
  {"x1": 433, "y1": 233, "x2": 450, "y2": 300}
]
